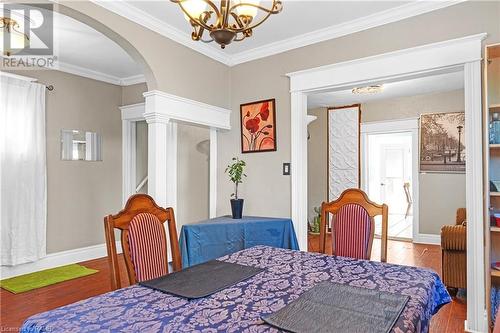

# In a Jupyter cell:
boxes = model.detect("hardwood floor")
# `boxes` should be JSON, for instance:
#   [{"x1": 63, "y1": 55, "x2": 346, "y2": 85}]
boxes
[{"x1": 1, "y1": 239, "x2": 465, "y2": 332}]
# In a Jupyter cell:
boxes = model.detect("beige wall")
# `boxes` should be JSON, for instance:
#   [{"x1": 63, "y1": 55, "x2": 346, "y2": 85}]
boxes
[
  {"x1": 13, "y1": 70, "x2": 124, "y2": 253},
  {"x1": 218, "y1": 1, "x2": 500, "y2": 220},
  {"x1": 177, "y1": 125, "x2": 210, "y2": 227},
  {"x1": 307, "y1": 108, "x2": 327, "y2": 222}
]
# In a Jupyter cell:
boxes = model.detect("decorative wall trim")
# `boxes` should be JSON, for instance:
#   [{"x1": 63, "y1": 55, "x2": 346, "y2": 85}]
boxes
[
  {"x1": 91, "y1": 0, "x2": 464, "y2": 67},
  {"x1": 287, "y1": 33, "x2": 486, "y2": 332},
  {"x1": 90, "y1": 0, "x2": 231, "y2": 65},
  {"x1": 287, "y1": 33, "x2": 486, "y2": 92},
  {"x1": 57, "y1": 61, "x2": 145, "y2": 86},
  {"x1": 413, "y1": 233, "x2": 441, "y2": 245},
  {"x1": 229, "y1": 1, "x2": 466, "y2": 65},
  {"x1": 209, "y1": 128, "x2": 218, "y2": 218},
  {"x1": 143, "y1": 90, "x2": 231, "y2": 130},
  {"x1": 0, "y1": 242, "x2": 122, "y2": 279}
]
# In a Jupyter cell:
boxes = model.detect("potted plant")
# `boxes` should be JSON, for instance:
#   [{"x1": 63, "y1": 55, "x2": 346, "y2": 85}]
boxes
[
  {"x1": 225, "y1": 157, "x2": 246, "y2": 219},
  {"x1": 308, "y1": 206, "x2": 321, "y2": 234}
]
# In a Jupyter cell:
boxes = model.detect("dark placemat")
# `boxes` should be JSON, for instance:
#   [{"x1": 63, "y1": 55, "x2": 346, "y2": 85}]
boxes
[
  {"x1": 263, "y1": 281, "x2": 409, "y2": 333},
  {"x1": 139, "y1": 260, "x2": 264, "y2": 299}
]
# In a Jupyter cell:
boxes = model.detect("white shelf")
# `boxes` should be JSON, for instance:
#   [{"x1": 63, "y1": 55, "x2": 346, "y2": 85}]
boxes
[
  {"x1": 491, "y1": 192, "x2": 500, "y2": 197},
  {"x1": 491, "y1": 144, "x2": 500, "y2": 149},
  {"x1": 491, "y1": 226, "x2": 500, "y2": 232}
]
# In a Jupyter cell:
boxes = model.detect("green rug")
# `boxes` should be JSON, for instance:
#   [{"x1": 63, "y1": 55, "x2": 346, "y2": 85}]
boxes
[{"x1": 0, "y1": 264, "x2": 98, "y2": 294}]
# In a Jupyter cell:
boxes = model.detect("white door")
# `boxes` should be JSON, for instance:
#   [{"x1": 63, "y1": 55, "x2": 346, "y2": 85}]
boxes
[{"x1": 366, "y1": 132, "x2": 413, "y2": 240}]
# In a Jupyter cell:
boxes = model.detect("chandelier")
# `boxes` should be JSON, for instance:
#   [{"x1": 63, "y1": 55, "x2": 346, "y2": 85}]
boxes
[
  {"x1": 0, "y1": 17, "x2": 30, "y2": 56},
  {"x1": 171, "y1": 0, "x2": 283, "y2": 49}
]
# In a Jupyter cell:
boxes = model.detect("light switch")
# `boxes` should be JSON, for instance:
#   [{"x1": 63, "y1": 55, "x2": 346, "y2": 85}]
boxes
[{"x1": 283, "y1": 163, "x2": 291, "y2": 175}]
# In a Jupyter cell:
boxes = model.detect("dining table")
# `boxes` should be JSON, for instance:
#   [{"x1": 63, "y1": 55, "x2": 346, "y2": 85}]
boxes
[
  {"x1": 179, "y1": 216, "x2": 299, "y2": 267},
  {"x1": 21, "y1": 245, "x2": 450, "y2": 333}
]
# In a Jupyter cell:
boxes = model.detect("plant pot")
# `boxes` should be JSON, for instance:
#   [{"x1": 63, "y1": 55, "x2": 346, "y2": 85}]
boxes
[{"x1": 230, "y1": 199, "x2": 244, "y2": 219}]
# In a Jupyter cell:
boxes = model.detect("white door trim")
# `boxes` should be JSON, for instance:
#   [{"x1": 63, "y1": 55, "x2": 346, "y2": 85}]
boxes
[
  {"x1": 287, "y1": 33, "x2": 487, "y2": 332},
  {"x1": 120, "y1": 103, "x2": 146, "y2": 205},
  {"x1": 360, "y1": 118, "x2": 420, "y2": 243}
]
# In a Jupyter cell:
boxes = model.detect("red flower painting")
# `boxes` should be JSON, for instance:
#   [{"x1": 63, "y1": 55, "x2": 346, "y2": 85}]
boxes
[{"x1": 240, "y1": 99, "x2": 277, "y2": 153}]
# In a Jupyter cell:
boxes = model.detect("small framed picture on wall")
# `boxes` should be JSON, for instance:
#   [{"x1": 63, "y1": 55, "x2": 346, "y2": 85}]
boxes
[{"x1": 240, "y1": 99, "x2": 277, "y2": 153}]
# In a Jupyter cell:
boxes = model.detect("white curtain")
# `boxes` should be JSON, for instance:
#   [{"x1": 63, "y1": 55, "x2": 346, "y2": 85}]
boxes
[{"x1": 0, "y1": 75, "x2": 47, "y2": 266}]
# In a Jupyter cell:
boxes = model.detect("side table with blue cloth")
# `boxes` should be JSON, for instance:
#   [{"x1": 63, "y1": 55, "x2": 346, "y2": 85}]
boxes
[{"x1": 179, "y1": 216, "x2": 299, "y2": 267}]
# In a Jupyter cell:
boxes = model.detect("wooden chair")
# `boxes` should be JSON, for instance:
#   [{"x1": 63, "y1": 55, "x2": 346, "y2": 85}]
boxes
[
  {"x1": 320, "y1": 188, "x2": 389, "y2": 262},
  {"x1": 104, "y1": 194, "x2": 182, "y2": 290}
]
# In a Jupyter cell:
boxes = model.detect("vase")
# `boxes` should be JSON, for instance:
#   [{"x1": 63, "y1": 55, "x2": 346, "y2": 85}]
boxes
[{"x1": 230, "y1": 199, "x2": 244, "y2": 219}]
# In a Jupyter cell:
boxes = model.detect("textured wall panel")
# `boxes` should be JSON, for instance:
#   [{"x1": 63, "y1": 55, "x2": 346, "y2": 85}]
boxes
[{"x1": 328, "y1": 107, "x2": 360, "y2": 201}]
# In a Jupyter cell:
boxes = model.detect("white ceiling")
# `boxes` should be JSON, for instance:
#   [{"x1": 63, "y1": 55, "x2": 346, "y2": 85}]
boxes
[
  {"x1": 94, "y1": 0, "x2": 464, "y2": 65},
  {"x1": 52, "y1": 11, "x2": 144, "y2": 85},
  {"x1": 2, "y1": 1, "x2": 463, "y2": 85},
  {"x1": 307, "y1": 70, "x2": 465, "y2": 109},
  {"x1": 125, "y1": 0, "x2": 410, "y2": 54}
]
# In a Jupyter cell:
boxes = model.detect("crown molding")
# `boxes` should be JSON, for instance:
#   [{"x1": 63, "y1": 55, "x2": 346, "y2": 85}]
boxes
[
  {"x1": 90, "y1": 0, "x2": 232, "y2": 65},
  {"x1": 91, "y1": 0, "x2": 465, "y2": 67},
  {"x1": 120, "y1": 74, "x2": 147, "y2": 86},
  {"x1": 54, "y1": 61, "x2": 145, "y2": 86},
  {"x1": 229, "y1": 0, "x2": 467, "y2": 65}
]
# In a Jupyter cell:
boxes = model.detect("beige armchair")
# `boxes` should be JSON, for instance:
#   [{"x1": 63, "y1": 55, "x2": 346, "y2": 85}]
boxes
[{"x1": 440, "y1": 208, "x2": 467, "y2": 292}]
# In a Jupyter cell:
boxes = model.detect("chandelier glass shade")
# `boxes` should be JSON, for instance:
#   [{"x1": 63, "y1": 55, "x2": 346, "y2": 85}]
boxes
[
  {"x1": 171, "y1": 0, "x2": 283, "y2": 49},
  {"x1": 0, "y1": 17, "x2": 30, "y2": 56}
]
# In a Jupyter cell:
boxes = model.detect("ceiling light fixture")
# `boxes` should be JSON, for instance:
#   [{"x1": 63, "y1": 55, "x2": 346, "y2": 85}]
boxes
[
  {"x1": 352, "y1": 85, "x2": 384, "y2": 95},
  {"x1": 0, "y1": 17, "x2": 30, "y2": 56},
  {"x1": 171, "y1": 0, "x2": 283, "y2": 49}
]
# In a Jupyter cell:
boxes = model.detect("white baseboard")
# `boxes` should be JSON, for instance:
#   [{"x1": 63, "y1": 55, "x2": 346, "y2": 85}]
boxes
[
  {"x1": 464, "y1": 319, "x2": 487, "y2": 333},
  {"x1": 413, "y1": 233, "x2": 441, "y2": 245},
  {"x1": 0, "y1": 242, "x2": 122, "y2": 279}
]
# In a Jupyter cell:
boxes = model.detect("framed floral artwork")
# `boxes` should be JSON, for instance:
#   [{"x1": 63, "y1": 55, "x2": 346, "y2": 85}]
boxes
[{"x1": 240, "y1": 99, "x2": 277, "y2": 153}]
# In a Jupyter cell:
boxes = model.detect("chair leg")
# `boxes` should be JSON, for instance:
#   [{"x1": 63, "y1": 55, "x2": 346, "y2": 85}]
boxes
[
  {"x1": 446, "y1": 287, "x2": 458, "y2": 297},
  {"x1": 405, "y1": 203, "x2": 412, "y2": 219}
]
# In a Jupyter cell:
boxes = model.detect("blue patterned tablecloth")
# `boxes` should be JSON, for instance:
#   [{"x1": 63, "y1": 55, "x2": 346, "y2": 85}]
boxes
[
  {"x1": 179, "y1": 216, "x2": 299, "y2": 267},
  {"x1": 21, "y1": 246, "x2": 450, "y2": 333}
]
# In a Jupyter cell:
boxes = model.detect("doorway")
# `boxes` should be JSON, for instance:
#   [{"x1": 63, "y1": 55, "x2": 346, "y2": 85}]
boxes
[{"x1": 365, "y1": 131, "x2": 413, "y2": 240}]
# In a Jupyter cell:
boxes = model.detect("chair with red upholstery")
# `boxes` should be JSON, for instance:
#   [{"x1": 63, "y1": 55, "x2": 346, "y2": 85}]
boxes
[
  {"x1": 320, "y1": 188, "x2": 389, "y2": 262},
  {"x1": 104, "y1": 194, "x2": 181, "y2": 290}
]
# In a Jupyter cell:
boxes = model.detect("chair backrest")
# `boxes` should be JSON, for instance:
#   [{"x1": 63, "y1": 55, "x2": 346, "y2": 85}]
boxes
[
  {"x1": 104, "y1": 194, "x2": 181, "y2": 290},
  {"x1": 320, "y1": 188, "x2": 389, "y2": 262}
]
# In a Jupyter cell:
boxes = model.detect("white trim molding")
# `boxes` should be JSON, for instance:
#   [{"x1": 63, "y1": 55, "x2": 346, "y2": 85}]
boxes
[
  {"x1": 91, "y1": 0, "x2": 464, "y2": 66},
  {"x1": 143, "y1": 90, "x2": 231, "y2": 130},
  {"x1": 120, "y1": 103, "x2": 146, "y2": 204},
  {"x1": 57, "y1": 61, "x2": 145, "y2": 86},
  {"x1": 287, "y1": 33, "x2": 486, "y2": 332},
  {"x1": 229, "y1": 1, "x2": 466, "y2": 66},
  {"x1": 0, "y1": 242, "x2": 122, "y2": 279},
  {"x1": 413, "y1": 234, "x2": 441, "y2": 245},
  {"x1": 209, "y1": 128, "x2": 218, "y2": 218},
  {"x1": 90, "y1": 0, "x2": 231, "y2": 65}
]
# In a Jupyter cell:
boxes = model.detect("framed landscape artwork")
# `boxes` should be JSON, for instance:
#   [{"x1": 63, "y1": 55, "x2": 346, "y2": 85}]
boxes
[
  {"x1": 240, "y1": 99, "x2": 277, "y2": 153},
  {"x1": 420, "y1": 112, "x2": 465, "y2": 173}
]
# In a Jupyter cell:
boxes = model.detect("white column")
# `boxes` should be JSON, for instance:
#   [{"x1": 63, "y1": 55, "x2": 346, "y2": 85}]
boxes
[
  {"x1": 464, "y1": 60, "x2": 487, "y2": 333},
  {"x1": 209, "y1": 128, "x2": 217, "y2": 218},
  {"x1": 291, "y1": 91, "x2": 308, "y2": 251},
  {"x1": 144, "y1": 113, "x2": 169, "y2": 208}
]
